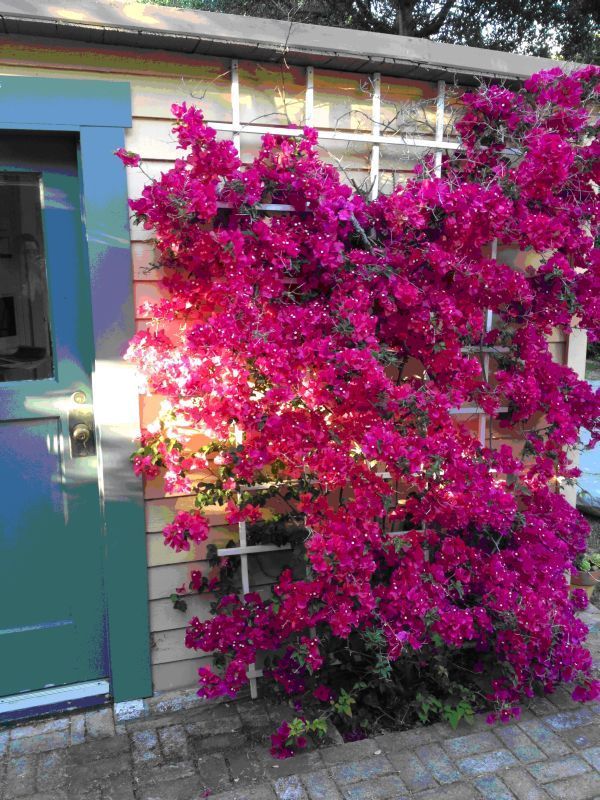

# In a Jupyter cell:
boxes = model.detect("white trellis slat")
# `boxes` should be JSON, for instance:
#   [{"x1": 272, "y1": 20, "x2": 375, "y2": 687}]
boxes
[
  {"x1": 451, "y1": 406, "x2": 508, "y2": 415},
  {"x1": 479, "y1": 240, "x2": 498, "y2": 445},
  {"x1": 434, "y1": 80, "x2": 446, "y2": 178},
  {"x1": 227, "y1": 426, "x2": 255, "y2": 698},
  {"x1": 231, "y1": 58, "x2": 241, "y2": 153},
  {"x1": 214, "y1": 119, "x2": 460, "y2": 150},
  {"x1": 217, "y1": 202, "x2": 296, "y2": 211},
  {"x1": 217, "y1": 544, "x2": 291, "y2": 557},
  {"x1": 370, "y1": 72, "x2": 381, "y2": 200},
  {"x1": 305, "y1": 66, "x2": 314, "y2": 126}
]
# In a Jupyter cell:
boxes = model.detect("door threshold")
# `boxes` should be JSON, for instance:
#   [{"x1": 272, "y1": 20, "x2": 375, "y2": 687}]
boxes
[{"x1": 0, "y1": 679, "x2": 110, "y2": 722}]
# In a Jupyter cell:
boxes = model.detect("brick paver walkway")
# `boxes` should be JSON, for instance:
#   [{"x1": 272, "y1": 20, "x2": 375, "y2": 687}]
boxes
[{"x1": 1, "y1": 606, "x2": 599, "y2": 800}]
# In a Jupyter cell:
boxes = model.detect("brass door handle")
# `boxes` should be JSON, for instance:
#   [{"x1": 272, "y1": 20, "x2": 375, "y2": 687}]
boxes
[{"x1": 68, "y1": 396, "x2": 96, "y2": 458}]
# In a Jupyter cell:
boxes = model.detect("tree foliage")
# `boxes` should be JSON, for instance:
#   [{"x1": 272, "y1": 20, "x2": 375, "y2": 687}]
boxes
[{"x1": 138, "y1": 0, "x2": 599, "y2": 63}]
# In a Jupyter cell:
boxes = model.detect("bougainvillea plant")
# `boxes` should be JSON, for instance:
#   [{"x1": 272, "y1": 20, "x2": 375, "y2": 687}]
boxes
[{"x1": 118, "y1": 66, "x2": 600, "y2": 756}]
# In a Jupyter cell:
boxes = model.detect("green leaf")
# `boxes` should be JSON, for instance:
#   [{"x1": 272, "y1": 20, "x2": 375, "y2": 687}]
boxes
[{"x1": 169, "y1": 594, "x2": 188, "y2": 613}]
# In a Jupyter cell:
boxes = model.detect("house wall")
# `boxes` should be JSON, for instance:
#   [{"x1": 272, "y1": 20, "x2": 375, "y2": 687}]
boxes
[{"x1": 0, "y1": 35, "x2": 584, "y2": 693}]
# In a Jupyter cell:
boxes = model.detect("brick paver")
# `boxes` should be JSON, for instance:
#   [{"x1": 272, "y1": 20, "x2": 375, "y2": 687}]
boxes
[
  {"x1": 302, "y1": 770, "x2": 343, "y2": 799},
  {"x1": 502, "y1": 765, "x2": 551, "y2": 800},
  {"x1": 385, "y1": 749, "x2": 436, "y2": 791},
  {"x1": 473, "y1": 774, "x2": 515, "y2": 800},
  {"x1": 273, "y1": 775, "x2": 308, "y2": 799},
  {"x1": 0, "y1": 605, "x2": 597, "y2": 800},
  {"x1": 518, "y1": 719, "x2": 572, "y2": 757}
]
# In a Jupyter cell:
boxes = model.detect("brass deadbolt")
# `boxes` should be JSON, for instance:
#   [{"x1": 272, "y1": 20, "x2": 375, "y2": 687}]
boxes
[{"x1": 72, "y1": 423, "x2": 91, "y2": 444}]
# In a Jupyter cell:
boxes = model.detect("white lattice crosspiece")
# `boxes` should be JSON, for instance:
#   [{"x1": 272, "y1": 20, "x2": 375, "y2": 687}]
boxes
[
  {"x1": 434, "y1": 79, "x2": 446, "y2": 178},
  {"x1": 216, "y1": 425, "x2": 292, "y2": 699},
  {"x1": 478, "y1": 240, "x2": 498, "y2": 446},
  {"x1": 369, "y1": 72, "x2": 381, "y2": 200},
  {"x1": 213, "y1": 119, "x2": 460, "y2": 151}
]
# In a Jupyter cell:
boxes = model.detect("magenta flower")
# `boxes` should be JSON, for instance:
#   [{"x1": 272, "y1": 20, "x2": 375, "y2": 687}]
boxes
[{"x1": 114, "y1": 147, "x2": 141, "y2": 167}]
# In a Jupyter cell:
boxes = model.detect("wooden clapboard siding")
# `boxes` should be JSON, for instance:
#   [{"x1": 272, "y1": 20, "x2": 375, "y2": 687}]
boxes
[
  {"x1": 143, "y1": 468, "x2": 217, "y2": 500},
  {"x1": 150, "y1": 594, "x2": 214, "y2": 633},
  {"x1": 152, "y1": 629, "x2": 203, "y2": 664},
  {"x1": 131, "y1": 241, "x2": 162, "y2": 281},
  {"x1": 125, "y1": 161, "x2": 173, "y2": 203},
  {"x1": 239, "y1": 60, "x2": 306, "y2": 127},
  {"x1": 147, "y1": 529, "x2": 234, "y2": 568},
  {"x1": 150, "y1": 584, "x2": 272, "y2": 634},
  {"x1": 149, "y1": 563, "x2": 206, "y2": 601},
  {"x1": 147, "y1": 535, "x2": 207, "y2": 571},
  {"x1": 146, "y1": 496, "x2": 228, "y2": 532},
  {"x1": 125, "y1": 118, "x2": 181, "y2": 161},
  {"x1": 152, "y1": 658, "x2": 212, "y2": 693}
]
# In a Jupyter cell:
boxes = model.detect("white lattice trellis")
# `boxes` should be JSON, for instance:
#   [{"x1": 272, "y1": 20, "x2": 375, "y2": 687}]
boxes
[{"x1": 211, "y1": 59, "x2": 495, "y2": 698}]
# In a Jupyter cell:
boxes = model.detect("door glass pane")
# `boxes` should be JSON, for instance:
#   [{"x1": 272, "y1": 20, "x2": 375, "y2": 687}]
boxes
[{"x1": 0, "y1": 172, "x2": 53, "y2": 381}]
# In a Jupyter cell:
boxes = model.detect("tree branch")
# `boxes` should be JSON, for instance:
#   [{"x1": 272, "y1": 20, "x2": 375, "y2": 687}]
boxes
[
  {"x1": 416, "y1": 0, "x2": 458, "y2": 37},
  {"x1": 352, "y1": 0, "x2": 387, "y2": 32},
  {"x1": 396, "y1": 0, "x2": 416, "y2": 36}
]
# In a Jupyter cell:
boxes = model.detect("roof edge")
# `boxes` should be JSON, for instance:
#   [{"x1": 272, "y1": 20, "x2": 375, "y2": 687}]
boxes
[{"x1": 0, "y1": 0, "x2": 577, "y2": 83}]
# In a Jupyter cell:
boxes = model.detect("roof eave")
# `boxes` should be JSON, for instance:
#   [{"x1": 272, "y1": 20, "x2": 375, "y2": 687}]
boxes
[{"x1": 0, "y1": 0, "x2": 575, "y2": 85}]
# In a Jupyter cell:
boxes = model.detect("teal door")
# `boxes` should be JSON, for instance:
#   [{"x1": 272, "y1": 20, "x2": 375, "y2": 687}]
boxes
[{"x1": 0, "y1": 133, "x2": 108, "y2": 698}]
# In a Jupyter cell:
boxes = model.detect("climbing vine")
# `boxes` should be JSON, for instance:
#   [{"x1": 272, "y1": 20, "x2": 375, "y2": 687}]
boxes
[{"x1": 119, "y1": 66, "x2": 600, "y2": 756}]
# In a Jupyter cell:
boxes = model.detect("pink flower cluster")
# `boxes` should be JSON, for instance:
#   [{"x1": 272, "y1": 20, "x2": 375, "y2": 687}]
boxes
[
  {"x1": 119, "y1": 67, "x2": 600, "y2": 737},
  {"x1": 162, "y1": 510, "x2": 210, "y2": 552}
]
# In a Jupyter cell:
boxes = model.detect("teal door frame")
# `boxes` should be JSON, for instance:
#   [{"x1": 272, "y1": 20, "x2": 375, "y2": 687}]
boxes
[{"x1": 0, "y1": 76, "x2": 152, "y2": 702}]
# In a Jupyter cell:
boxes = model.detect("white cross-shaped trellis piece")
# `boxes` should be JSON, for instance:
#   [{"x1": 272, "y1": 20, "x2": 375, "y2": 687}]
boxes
[
  {"x1": 216, "y1": 529, "x2": 293, "y2": 700},
  {"x1": 465, "y1": 240, "x2": 498, "y2": 446},
  {"x1": 216, "y1": 427, "x2": 293, "y2": 699}
]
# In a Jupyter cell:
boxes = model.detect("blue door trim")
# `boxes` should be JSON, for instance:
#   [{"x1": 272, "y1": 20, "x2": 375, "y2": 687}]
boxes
[
  {"x1": 0, "y1": 75, "x2": 152, "y2": 702},
  {"x1": 0, "y1": 76, "x2": 132, "y2": 127}
]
